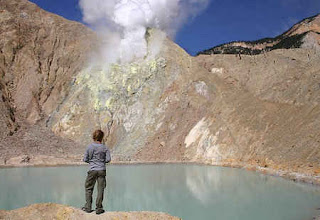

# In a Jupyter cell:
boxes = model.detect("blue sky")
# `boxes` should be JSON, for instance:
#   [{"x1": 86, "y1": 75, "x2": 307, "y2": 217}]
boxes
[{"x1": 29, "y1": 0, "x2": 320, "y2": 55}]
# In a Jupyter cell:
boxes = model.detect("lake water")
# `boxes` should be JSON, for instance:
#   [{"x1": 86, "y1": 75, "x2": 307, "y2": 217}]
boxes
[{"x1": 1, "y1": 164, "x2": 320, "y2": 220}]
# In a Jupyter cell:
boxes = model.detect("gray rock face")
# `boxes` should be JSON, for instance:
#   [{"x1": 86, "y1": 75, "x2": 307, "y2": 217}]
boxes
[{"x1": 0, "y1": 0, "x2": 320, "y2": 184}]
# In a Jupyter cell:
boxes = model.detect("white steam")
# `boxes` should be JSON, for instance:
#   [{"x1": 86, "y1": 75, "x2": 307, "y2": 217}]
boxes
[{"x1": 79, "y1": 0, "x2": 210, "y2": 64}]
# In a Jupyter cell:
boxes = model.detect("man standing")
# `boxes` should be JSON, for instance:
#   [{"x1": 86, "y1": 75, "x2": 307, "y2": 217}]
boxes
[{"x1": 82, "y1": 130, "x2": 111, "y2": 215}]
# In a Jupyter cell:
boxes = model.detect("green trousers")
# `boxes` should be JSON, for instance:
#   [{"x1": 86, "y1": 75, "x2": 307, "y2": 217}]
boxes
[{"x1": 84, "y1": 170, "x2": 106, "y2": 210}]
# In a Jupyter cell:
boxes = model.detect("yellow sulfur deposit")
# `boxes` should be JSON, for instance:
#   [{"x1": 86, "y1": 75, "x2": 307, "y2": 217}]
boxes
[{"x1": 72, "y1": 58, "x2": 166, "y2": 111}]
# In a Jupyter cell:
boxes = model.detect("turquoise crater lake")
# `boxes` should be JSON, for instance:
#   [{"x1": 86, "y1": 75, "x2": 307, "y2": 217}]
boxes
[{"x1": 1, "y1": 164, "x2": 320, "y2": 220}]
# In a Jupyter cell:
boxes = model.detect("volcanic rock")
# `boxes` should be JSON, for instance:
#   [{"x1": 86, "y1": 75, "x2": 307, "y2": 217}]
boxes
[
  {"x1": 0, "y1": 203, "x2": 180, "y2": 220},
  {"x1": 0, "y1": 0, "x2": 96, "y2": 158}
]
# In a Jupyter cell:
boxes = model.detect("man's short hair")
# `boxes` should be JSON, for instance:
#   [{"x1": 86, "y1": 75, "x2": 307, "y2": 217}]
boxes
[{"x1": 93, "y1": 130, "x2": 104, "y2": 142}]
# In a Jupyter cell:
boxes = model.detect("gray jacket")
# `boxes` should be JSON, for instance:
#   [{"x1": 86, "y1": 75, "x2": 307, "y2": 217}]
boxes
[{"x1": 83, "y1": 143, "x2": 111, "y2": 171}]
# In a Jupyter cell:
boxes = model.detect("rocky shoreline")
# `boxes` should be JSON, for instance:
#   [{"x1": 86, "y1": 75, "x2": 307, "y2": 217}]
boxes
[
  {"x1": 0, "y1": 203, "x2": 180, "y2": 220},
  {"x1": 1, "y1": 156, "x2": 319, "y2": 220},
  {"x1": 1, "y1": 155, "x2": 320, "y2": 186}
]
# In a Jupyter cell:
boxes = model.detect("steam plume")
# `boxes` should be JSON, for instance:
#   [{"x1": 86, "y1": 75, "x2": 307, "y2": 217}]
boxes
[{"x1": 79, "y1": 0, "x2": 210, "y2": 64}]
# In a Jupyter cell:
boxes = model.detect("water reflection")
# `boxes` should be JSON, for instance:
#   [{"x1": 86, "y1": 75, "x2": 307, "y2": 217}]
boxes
[
  {"x1": 1, "y1": 165, "x2": 320, "y2": 220},
  {"x1": 186, "y1": 165, "x2": 220, "y2": 204}
]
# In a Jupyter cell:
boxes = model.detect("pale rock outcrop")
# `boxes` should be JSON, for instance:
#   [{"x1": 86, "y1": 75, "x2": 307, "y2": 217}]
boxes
[{"x1": 0, "y1": 203, "x2": 180, "y2": 220}]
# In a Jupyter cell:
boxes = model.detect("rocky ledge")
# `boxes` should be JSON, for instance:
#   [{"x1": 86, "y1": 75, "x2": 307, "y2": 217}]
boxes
[{"x1": 0, "y1": 203, "x2": 180, "y2": 220}]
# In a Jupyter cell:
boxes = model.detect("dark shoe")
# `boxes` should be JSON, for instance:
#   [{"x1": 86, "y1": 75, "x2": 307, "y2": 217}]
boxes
[
  {"x1": 96, "y1": 209, "x2": 105, "y2": 215},
  {"x1": 81, "y1": 207, "x2": 93, "y2": 213}
]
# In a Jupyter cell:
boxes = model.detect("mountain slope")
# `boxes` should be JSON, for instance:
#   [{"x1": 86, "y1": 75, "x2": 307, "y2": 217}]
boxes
[
  {"x1": 198, "y1": 14, "x2": 320, "y2": 55},
  {"x1": 0, "y1": 0, "x2": 96, "y2": 160}
]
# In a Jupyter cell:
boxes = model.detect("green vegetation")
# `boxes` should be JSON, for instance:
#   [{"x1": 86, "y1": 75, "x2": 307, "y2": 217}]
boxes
[
  {"x1": 197, "y1": 13, "x2": 319, "y2": 56},
  {"x1": 197, "y1": 32, "x2": 309, "y2": 56}
]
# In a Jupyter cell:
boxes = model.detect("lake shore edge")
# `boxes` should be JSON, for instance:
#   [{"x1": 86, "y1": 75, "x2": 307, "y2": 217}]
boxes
[
  {"x1": 0, "y1": 203, "x2": 180, "y2": 220},
  {"x1": 0, "y1": 154, "x2": 319, "y2": 187}
]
